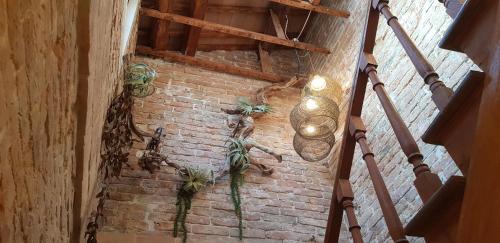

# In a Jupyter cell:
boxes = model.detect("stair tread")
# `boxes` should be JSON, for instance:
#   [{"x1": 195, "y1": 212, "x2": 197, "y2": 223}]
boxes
[
  {"x1": 422, "y1": 70, "x2": 484, "y2": 144},
  {"x1": 405, "y1": 176, "x2": 466, "y2": 236},
  {"x1": 439, "y1": 0, "x2": 483, "y2": 51}
]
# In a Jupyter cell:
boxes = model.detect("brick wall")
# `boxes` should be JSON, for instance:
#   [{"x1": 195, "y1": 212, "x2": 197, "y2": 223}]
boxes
[
  {"x1": 99, "y1": 51, "x2": 334, "y2": 243},
  {"x1": 306, "y1": 0, "x2": 475, "y2": 242}
]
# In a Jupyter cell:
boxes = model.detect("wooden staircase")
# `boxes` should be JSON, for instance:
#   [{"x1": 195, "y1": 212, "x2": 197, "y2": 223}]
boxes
[{"x1": 324, "y1": 0, "x2": 500, "y2": 242}]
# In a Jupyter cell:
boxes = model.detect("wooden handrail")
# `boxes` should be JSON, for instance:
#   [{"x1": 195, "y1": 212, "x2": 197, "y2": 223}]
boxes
[
  {"x1": 373, "y1": 0, "x2": 454, "y2": 111},
  {"x1": 350, "y1": 116, "x2": 408, "y2": 243},
  {"x1": 324, "y1": 3, "x2": 380, "y2": 242},
  {"x1": 337, "y1": 179, "x2": 364, "y2": 243},
  {"x1": 360, "y1": 53, "x2": 442, "y2": 202},
  {"x1": 326, "y1": 0, "x2": 457, "y2": 240}
]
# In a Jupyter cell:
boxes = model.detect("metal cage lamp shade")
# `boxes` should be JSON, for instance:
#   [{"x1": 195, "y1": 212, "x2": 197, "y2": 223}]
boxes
[
  {"x1": 302, "y1": 75, "x2": 343, "y2": 104},
  {"x1": 290, "y1": 96, "x2": 340, "y2": 139},
  {"x1": 293, "y1": 131, "x2": 335, "y2": 162}
]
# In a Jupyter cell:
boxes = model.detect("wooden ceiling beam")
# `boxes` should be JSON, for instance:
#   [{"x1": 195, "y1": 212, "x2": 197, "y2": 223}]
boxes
[
  {"x1": 207, "y1": 5, "x2": 268, "y2": 14},
  {"x1": 205, "y1": 4, "x2": 306, "y2": 15},
  {"x1": 310, "y1": 0, "x2": 321, "y2": 5},
  {"x1": 137, "y1": 45, "x2": 290, "y2": 83},
  {"x1": 269, "y1": 9, "x2": 287, "y2": 39},
  {"x1": 198, "y1": 43, "x2": 258, "y2": 51},
  {"x1": 268, "y1": 0, "x2": 349, "y2": 18},
  {"x1": 184, "y1": 0, "x2": 208, "y2": 56},
  {"x1": 140, "y1": 8, "x2": 331, "y2": 54},
  {"x1": 150, "y1": 0, "x2": 170, "y2": 50}
]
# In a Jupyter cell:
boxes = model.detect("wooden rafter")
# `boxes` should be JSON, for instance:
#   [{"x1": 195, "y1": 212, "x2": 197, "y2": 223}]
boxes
[
  {"x1": 137, "y1": 45, "x2": 293, "y2": 83},
  {"x1": 268, "y1": 0, "x2": 349, "y2": 18},
  {"x1": 150, "y1": 0, "x2": 170, "y2": 50},
  {"x1": 140, "y1": 8, "x2": 331, "y2": 54},
  {"x1": 269, "y1": 9, "x2": 287, "y2": 39},
  {"x1": 258, "y1": 43, "x2": 273, "y2": 73},
  {"x1": 184, "y1": 0, "x2": 208, "y2": 56}
]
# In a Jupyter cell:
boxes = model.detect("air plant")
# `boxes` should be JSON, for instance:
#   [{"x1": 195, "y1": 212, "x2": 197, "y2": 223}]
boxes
[
  {"x1": 174, "y1": 167, "x2": 209, "y2": 243},
  {"x1": 125, "y1": 63, "x2": 157, "y2": 97},
  {"x1": 227, "y1": 138, "x2": 250, "y2": 240},
  {"x1": 237, "y1": 97, "x2": 272, "y2": 116}
]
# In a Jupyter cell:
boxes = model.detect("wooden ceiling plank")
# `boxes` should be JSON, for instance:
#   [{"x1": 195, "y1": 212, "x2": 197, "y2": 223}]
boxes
[
  {"x1": 140, "y1": 8, "x2": 331, "y2": 54},
  {"x1": 269, "y1": 9, "x2": 287, "y2": 39},
  {"x1": 151, "y1": 0, "x2": 170, "y2": 50},
  {"x1": 268, "y1": 0, "x2": 349, "y2": 18},
  {"x1": 184, "y1": 0, "x2": 208, "y2": 56},
  {"x1": 258, "y1": 43, "x2": 273, "y2": 73},
  {"x1": 137, "y1": 45, "x2": 289, "y2": 83}
]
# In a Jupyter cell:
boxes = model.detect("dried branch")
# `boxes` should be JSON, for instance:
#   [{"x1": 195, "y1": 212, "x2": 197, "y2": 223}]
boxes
[{"x1": 256, "y1": 76, "x2": 299, "y2": 104}]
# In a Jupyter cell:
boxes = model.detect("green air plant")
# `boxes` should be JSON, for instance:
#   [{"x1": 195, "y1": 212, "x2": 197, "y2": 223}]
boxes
[
  {"x1": 227, "y1": 138, "x2": 250, "y2": 240},
  {"x1": 124, "y1": 63, "x2": 157, "y2": 97},
  {"x1": 174, "y1": 167, "x2": 209, "y2": 243},
  {"x1": 237, "y1": 97, "x2": 272, "y2": 116}
]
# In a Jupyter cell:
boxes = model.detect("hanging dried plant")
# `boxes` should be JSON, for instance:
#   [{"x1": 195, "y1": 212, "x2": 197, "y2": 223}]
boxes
[
  {"x1": 100, "y1": 86, "x2": 144, "y2": 178},
  {"x1": 85, "y1": 85, "x2": 146, "y2": 243}
]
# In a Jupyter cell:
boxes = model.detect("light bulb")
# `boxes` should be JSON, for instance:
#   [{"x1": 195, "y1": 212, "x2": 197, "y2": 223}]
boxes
[
  {"x1": 305, "y1": 98, "x2": 318, "y2": 110},
  {"x1": 305, "y1": 125, "x2": 316, "y2": 134},
  {"x1": 310, "y1": 75, "x2": 327, "y2": 91}
]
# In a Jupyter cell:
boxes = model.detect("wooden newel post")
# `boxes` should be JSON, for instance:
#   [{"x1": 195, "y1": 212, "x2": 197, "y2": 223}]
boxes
[
  {"x1": 349, "y1": 116, "x2": 409, "y2": 243},
  {"x1": 337, "y1": 179, "x2": 364, "y2": 243},
  {"x1": 359, "y1": 53, "x2": 442, "y2": 202},
  {"x1": 371, "y1": 0, "x2": 454, "y2": 111}
]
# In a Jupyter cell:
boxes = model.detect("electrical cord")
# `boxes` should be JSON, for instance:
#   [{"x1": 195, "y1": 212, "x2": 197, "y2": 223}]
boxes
[{"x1": 282, "y1": 9, "x2": 315, "y2": 75}]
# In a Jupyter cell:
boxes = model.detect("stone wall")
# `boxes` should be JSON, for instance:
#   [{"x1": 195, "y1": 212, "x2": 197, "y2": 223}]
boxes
[
  {"x1": 98, "y1": 51, "x2": 334, "y2": 243},
  {"x1": 306, "y1": 0, "x2": 475, "y2": 242},
  {"x1": 76, "y1": 0, "x2": 128, "y2": 234},
  {"x1": 0, "y1": 1, "x2": 79, "y2": 242},
  {"x1": 0, "y1": 1, "x2": 137, "y2": 242}
]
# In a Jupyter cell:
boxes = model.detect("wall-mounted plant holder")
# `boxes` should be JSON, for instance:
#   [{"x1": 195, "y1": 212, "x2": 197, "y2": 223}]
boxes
[{"x1": 124, "y1": 63, "x2": 157, "y2": 97}]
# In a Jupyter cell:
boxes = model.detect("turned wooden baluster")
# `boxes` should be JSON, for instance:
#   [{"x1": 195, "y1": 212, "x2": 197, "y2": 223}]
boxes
[
  {"x1": 372, "y1": 0, "x2": 454, "y2": 111},
  {"x1": 337, "y1": 179, "x2": 364, "y2": 243},
  {"x1": 349, "y1": 116, "x2": 409, "y2": 243},
  {"x1": 359, "y1": 53, "x2": 442, "y2": 202},
  {"x1": 439, "y1": 0, "x2": 463, "y2": 19}
]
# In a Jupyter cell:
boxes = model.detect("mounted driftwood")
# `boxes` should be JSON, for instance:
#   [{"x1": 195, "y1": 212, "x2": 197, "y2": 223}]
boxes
[
  {"x1": 133, "y1": 83, "x2": 292, "y2": 242},
  {"x1": 256, "y1": 76, "x2": 300, "y2": 104}
]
